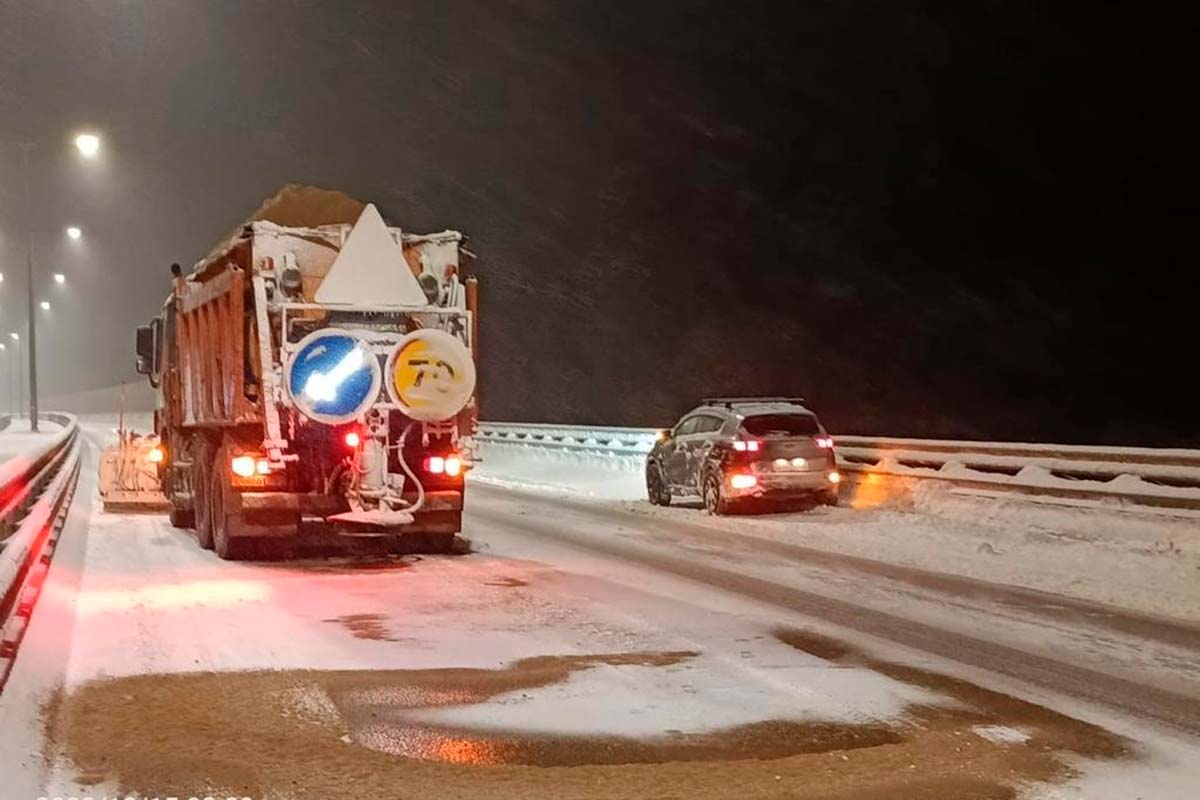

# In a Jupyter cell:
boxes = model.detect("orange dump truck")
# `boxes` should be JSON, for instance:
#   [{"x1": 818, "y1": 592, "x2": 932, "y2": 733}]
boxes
[{"x1": 132, "y1": 186, "x2": 479, "y2": 558}]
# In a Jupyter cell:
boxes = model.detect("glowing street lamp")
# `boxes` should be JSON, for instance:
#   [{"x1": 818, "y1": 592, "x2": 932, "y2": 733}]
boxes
[
  {"x1": 7, "y1": 128, "x2": 101, "y2": 429},
  {"x1": 74, "y1": 132, "x2": 101, "y2": 158},
  {"x1": 40, "y1": 301, "x2": 50, "y2": 311},
  {"x1": 53, "y1": 273, "x2": 66, "y2": 284}
]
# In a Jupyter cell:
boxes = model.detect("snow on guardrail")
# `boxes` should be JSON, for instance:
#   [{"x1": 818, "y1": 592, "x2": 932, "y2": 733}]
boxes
[
  {"x1": 834, "y1": 437, "x2": 1200, "y2": 511},
  {"x1": 0, "y1": 413, "x2": 81, "y2": 692},
  {"x1": 476, "y1": 422, "x2": 659, "y2": 457},
  {"x1": 476, "y1": 422, "x2": 1200, "y2": 510}
]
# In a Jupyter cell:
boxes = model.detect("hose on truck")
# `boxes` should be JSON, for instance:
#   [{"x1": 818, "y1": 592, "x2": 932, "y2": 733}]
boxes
[
  {"x1": 343, "y1": 421, "x2": 426, "y2": 515},
  {"x1": 393, "y1": 422, "x2": 426, "y2": 515}
]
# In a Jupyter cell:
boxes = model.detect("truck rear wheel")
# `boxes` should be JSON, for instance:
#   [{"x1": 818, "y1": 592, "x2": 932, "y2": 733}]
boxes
[
  {"x1": 168, "y1": 506, "x2": 195, "y2": 529},
  {"x1": 193, "y1": 436, "x2": 215, "y2": 550},
  {"x1": 209, "y1": 438, "x2": 300, "y2": 560},
  {"x1": 166, "y1": 432, "x2": 195, "y2": 529},
  {"x1": 211, "y1": 443, "x2": 256, "y2": 561},
  {"x1": 430, "y1": 511, "x2": 463, "y2": 554}
]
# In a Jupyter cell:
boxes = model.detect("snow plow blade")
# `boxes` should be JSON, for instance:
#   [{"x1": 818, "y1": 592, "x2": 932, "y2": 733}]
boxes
[{"x1": 98, "y1": 432, "x2": 170, "y2": 512}]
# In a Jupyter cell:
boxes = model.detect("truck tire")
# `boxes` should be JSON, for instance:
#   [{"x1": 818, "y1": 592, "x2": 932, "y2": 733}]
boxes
[
  {"x1": 168, "y1": 506, "x2": 195, "y2": 529},
  {"x1": 193, "y1": 436, "x2": 215, "y2": 550},
  {"x1": 434, "y1": 510, "x2": 464, "y2": 553},
  {"x1": 210, "y1": 455, "x2": 254, "y2": 563},
  {"x1": 211, "y1": 443, "x2": 256, "y2": 561},
  {"x1": 209, "y1": 437, "x2": 300, "y2": 560},
  {"x1": 166, "y1": 432, "x2": 195, "y2": 529}
]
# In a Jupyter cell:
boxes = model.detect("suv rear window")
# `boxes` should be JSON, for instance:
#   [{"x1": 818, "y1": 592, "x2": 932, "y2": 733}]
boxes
[{"x1": 741, "y1": 414, "x2": 819, "y2": 437}]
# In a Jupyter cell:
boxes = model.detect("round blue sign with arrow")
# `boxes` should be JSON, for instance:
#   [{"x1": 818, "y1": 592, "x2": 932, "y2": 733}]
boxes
[{"x1": 286, "y1": 328, "x2": 380, "y2": 423}]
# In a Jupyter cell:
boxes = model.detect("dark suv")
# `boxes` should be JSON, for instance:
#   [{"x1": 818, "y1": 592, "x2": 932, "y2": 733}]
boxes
[{"x1": 645, "y1": 397, "x2": 840, "y2": 514}]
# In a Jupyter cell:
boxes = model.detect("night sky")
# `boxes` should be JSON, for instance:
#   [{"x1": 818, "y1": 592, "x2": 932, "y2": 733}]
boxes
[{"x1": 0, "y1": 2, "x2": 1191, "y2": 445}]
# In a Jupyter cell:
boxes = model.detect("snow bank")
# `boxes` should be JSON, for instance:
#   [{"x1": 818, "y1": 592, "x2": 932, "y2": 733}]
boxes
[{"x1": 473, "y1": 443, "x2": 646, "y2": 499}]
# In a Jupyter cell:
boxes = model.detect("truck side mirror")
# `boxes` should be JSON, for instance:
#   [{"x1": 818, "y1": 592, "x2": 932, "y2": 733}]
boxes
[{"x1": 135, "y1": 325, "x2": 155, "y2": 375}]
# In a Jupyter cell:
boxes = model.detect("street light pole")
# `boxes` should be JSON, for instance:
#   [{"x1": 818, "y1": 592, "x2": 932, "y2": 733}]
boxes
[
  {"x1": 20, "y1": 142, "x2": 39, "y2": 431},
  {"x1": 0, "y1": 344, "x2": 11, "y2": 415},
  {"x1": 10, "y1": 335, "x2": 23, "y2": 421}
]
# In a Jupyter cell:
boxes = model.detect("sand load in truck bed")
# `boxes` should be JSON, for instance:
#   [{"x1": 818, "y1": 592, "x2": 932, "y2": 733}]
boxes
[{"x1": 197, "y1": 184, "x2": 462, "y2": 305}]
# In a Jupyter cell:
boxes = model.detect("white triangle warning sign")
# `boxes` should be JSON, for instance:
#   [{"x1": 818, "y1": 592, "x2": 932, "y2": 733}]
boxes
[{"x1": 315, "y1": 203, "x2": 429, "y2": 307}]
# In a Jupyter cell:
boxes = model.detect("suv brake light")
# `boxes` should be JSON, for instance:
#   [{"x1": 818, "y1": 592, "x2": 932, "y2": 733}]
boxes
[
  {"x1": 815, "y1": 436, "x2": 834, "y2": 449},
  {"x1": 729, "y1": 473, "x2": 758, "y2": 489},
  {"x1": 732, "y1": 439, "x2": 762, "y2": 452}
]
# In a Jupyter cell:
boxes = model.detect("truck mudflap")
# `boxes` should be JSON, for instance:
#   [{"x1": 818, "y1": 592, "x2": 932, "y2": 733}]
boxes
[
  {"x1": 328, "y1": 510, "x2": 415, "y2": 527},
  {"x1": 234, "y1": 489, "x2": 463, "y2": 529}
]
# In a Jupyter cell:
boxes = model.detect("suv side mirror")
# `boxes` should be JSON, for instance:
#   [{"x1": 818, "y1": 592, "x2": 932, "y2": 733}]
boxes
[
  {"x1": 135, "y1": 324, "x2": 156, "y2": 375},
  {"x1": 656, "y1": 428, "x2": 672, "y2": 443}
]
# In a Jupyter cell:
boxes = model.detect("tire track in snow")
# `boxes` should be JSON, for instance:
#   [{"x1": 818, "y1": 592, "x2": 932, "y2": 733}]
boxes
[{"x1": 468, "y1": 489, "x2": 1200, "y2": 737}]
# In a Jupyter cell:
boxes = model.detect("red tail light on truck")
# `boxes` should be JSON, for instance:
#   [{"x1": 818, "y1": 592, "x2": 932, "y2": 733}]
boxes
[
  {"x1": 230, "y1": 455, "x2": 271, "y2": 479},
  {"x1": 425, "y1": 454, "x2": 464, "y2": 477}
]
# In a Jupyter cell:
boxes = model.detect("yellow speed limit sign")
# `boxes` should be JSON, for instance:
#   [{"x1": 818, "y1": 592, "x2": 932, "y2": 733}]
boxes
[{"x1": 387, "y1": 329, "x2": 476, "y2": 421}]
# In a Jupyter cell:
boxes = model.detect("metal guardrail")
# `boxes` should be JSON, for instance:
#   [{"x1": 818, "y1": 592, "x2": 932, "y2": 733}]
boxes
[
  {"x1": 476, "y1": 422, "x2": 659, "y2": 457},
  {"x1": 476, "y1": 422, "x2": 1200, "y2": 510},
  {"x1": 0, "y1": 413, "x2": 81, "y2": 692},
  {"x1": 834, "y1": 436, "x2": 1200, "y2": 511}
]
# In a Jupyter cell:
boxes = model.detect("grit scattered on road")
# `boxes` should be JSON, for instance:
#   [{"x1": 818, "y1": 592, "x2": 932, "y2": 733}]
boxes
[{"x1": 44, "y1": 641, "x2": 1129, "y2": 800}]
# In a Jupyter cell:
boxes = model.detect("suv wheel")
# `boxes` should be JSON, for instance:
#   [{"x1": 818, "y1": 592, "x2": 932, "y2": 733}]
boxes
[
  {"x1": 703, "y1": 472, "x2": 729, "y2": 516},
  {"x1": 646, "y1": 465, "x2": 671, "y2": 506}
]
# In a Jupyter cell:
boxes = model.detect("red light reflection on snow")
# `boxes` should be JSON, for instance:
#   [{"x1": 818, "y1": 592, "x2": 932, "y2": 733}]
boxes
[{"x1": 76, "y1": 579, "x2": 269, "y2": 614}]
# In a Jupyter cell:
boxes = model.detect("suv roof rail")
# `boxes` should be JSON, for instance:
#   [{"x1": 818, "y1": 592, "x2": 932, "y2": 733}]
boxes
[{"x1": 701, "y1": 396, "x2": 806, "y2": 408}]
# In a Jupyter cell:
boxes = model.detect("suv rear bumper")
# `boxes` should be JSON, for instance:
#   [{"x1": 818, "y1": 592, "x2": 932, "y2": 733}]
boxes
[{"x1": 728, "y1": 471, "x2": 834, "y2": 498}]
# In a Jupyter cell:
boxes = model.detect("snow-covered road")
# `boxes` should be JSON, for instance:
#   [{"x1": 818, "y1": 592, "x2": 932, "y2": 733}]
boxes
[{"x1": 0, "y1": 419, "x2": 1198, "y2": 799}]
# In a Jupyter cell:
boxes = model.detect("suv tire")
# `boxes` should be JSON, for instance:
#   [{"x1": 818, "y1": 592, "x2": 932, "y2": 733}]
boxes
[
  {"x1": 646, "y1": 465, "x2": 671, "y2": 506},
  {"x1": 703, "y1": 472, "x2": 730, "y2": 516}
]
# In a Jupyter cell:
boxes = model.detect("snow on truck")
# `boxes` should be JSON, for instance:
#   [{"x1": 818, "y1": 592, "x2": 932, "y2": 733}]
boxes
[{"x1": 120, "y1": 186, "x2": 479, "y2": 559}]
